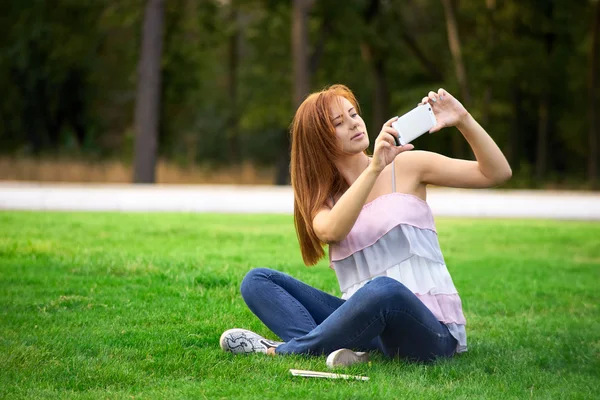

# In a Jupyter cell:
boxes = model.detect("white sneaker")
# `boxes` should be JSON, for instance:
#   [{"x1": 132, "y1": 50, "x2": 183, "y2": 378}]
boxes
[
  {"x1": 326, "y1": 348, "x2": 369, "y2": 368},
  {"x1": 220, "y1": 328, "x2": 284, "y2": 354}
]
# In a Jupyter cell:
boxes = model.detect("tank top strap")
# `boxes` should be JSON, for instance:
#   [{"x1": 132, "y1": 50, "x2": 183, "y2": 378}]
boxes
[{"x1": 391, "y1": 159, "x2": 396, "y2": 192}]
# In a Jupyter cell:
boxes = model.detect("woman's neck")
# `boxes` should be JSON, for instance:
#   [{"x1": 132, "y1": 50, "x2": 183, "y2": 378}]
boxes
[{"x1": 334, "y1": 153, "x2": 371, "y2": 186}]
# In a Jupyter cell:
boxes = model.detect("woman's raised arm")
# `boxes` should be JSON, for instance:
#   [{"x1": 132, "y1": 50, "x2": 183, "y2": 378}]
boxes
[{"x1": 408, "y1": 89, "x2": 512, "y2": 188}]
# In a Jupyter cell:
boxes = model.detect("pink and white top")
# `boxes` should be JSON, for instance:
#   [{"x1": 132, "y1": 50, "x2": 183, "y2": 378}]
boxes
[{"x1": 329, "y1": 160, "x2": 467, "y2": 353}]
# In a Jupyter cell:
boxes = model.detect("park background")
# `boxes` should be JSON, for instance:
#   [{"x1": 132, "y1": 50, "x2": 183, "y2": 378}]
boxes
[
  {"x1": 1, "y1": 1, "x2": 599, "y2": 399},
  {"x1": 1, "y1": 0, "x2": 599, "y2": 188}
]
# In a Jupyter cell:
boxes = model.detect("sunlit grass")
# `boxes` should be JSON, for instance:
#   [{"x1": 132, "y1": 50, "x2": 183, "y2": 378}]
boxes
[{"x1": 1, "y1": 212, "x2": 599, "y2": 399}]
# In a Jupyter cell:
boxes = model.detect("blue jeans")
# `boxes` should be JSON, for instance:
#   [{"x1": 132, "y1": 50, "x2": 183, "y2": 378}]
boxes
[{"x1": 240, "y1": 268, "x2": 457, "y2": 362}]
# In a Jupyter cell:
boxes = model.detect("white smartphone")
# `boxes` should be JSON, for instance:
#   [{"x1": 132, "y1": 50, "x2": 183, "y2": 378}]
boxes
[{"x1": 391, "y1": 104, "x2": 437, "y2": 146}]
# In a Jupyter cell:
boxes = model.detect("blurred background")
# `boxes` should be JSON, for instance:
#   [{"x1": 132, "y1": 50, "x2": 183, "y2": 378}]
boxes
[{"x1": 0, "y1": 0, "x2": 598, "y2": 189}]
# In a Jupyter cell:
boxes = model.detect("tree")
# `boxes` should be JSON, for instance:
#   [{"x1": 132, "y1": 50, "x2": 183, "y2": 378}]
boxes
[
  {"x1": 133, "y1": 0, "x2": 165, "y2": 183},
  {"x1": 360, "y1": 0, "x2": 390, "y2": 140},
  {"x1": 535, "y1": 1, "x2": 556, "y2": 181},
  {"x1": 275, "y1": 0, "x2": 312, "y2": 185},
  {"x1": 228, "y1": 0, "x2": 241, "y2": 164},
  {"x1": 1, "y1": 0, "x2": 597, "y2": 188},
  {"x1": 589, "y1": 0, "x2": 600, "y2": 187},
  {"x1": 482, "y1": 0, "x2": 496, "y2": 128},
  {"x1": 441, "y1": 0, "x2": 470, "y2": 159}
]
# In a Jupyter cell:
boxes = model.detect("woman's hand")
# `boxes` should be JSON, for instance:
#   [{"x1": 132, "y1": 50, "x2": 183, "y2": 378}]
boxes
[
  {"x1": 370, "y1": 116, "x2": 414, "y2": 173},
  {"x1": 421, "y1": 88, "x2": 470, "y2": 133}
]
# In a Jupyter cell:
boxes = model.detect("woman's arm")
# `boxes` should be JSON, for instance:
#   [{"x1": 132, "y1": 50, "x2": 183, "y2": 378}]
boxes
[
  {"x1": 312, "y1": 163, "x2": 380, "y2": 244},
  {"x1": 313, "y1": 117, "x2": 413, "y2": 244},
  {"x1": 408, "y1": 89, "x2": 512, "y2": 188}
]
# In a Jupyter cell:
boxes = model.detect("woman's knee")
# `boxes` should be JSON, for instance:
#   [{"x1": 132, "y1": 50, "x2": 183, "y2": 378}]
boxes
[
  {"x1": 364, "y1": 276, "x2": 413, "y2": 303},
  {"x1": 240, "y1": 267, "x2": 275, "y2": 301},
  {"x1": 366, "y1": 276, "x2": 402, "y2": 289}
]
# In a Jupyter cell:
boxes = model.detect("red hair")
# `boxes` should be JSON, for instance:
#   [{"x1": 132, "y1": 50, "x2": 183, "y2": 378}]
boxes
[{"x1": 290, "y1": 84, "x2": 361, "y2": 266}]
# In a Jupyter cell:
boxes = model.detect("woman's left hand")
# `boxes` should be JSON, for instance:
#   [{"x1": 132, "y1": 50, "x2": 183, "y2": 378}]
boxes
[{"x1": 421, "y1": 88, "x2": 469, "y2": 133}]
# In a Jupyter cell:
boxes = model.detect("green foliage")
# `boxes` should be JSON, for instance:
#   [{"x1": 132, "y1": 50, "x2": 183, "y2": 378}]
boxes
[
  {"x1": 0, "y1": 211, "x2": 599, "y2": 398},
  {"x1": 0, "y1": 0, "x2": 598, "y2": 182}
]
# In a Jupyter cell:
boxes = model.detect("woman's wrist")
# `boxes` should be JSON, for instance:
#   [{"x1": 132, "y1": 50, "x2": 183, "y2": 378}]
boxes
[
  {"x1": 366, "y1": 160, "x2": 384, "y2": 176},
  {"x1": 455, "y1": 112, "x2": 474, "y2": 131}
]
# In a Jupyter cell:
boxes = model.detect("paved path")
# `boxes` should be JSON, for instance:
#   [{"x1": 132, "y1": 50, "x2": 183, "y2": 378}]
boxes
[{"x1": 1, "y1": 182, "x2": 599, "y2": 220}]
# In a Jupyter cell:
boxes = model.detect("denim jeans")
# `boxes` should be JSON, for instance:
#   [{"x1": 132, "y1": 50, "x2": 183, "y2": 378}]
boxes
[{"x1": 240, "y1": 267, "x2": 457, "y2": 362}]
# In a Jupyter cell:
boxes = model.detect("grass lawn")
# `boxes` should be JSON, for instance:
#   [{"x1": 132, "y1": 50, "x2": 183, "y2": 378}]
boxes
[{"x1": 1, "y1": 211, "x2": 599, "y2": 399}]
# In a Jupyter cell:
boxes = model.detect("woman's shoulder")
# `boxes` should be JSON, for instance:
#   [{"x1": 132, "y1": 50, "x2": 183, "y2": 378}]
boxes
[{"x1": 394, "y1": 149, "x2": 435, "y2": 167}]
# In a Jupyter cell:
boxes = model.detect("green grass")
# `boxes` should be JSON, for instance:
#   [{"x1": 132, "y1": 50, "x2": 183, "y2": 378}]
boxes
[{"x1": 1, "y1": 211, "x2": 599, "y2": 399}]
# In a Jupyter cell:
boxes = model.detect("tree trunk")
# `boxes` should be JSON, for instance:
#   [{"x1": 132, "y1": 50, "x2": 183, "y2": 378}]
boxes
[
  {"x1": 360, "y1": 0, "x2": 389, "y2": 140},
  {"x1": 133, "y1": 0, "x2": 165, "y2": 184},
  {"x1": 228, "y1": 2, "x2": 240, "y2": 164},
  {"x1": 440, "y1": 0, "x2": 469, "y2": 159},
  {"x1": 360, "y1": 42, "x2": 389, "y2": 137},
  {"x1": 535, "y1": 4, "x2": 555, "y2": 182},
  {"x1": 588, "y1": 0, "x2": 600, "y2": 187},
  {"x1": 372, "y1": 58, "x2": 389, "y2": 138},
  {"x1": 506, "y1": 84, "x2": 521, "y2": 171},
  {"x1": 276, "y1": 0, "x2": 312, "y2": 185},
  {"x1": 292, "y1": 0, "x2": 311, "y2": 111},
  {"x1": 535, "y1": 92, "x2": 550, "y2": 180},
  {"x1": 482, "y1": 0, "x2": 496, "y2": 127},
  {"x1": 309, "y1": 15, "x2": 331, "y2": 75}
]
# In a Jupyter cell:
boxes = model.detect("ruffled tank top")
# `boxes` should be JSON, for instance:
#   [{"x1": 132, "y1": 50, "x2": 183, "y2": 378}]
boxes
[{"x1": 329, "y1": 159, "x2": 467, "y2": 353}]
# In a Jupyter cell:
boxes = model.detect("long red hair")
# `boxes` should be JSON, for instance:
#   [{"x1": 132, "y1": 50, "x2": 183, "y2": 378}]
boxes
[{"x1": 290, "y1": 84, "x2": 362, "y2": 266}]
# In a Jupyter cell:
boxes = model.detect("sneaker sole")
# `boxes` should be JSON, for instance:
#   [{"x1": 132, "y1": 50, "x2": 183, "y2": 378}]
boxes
[
  {"x1": 220, "y1": 328, "x2": 245, "y2": 352},
  {"x1": 326, "y1": 348, "x2": 369, "y2": 368},
  {"x1": 220, "y1": 328, "x2": 283, "y2": 354}
]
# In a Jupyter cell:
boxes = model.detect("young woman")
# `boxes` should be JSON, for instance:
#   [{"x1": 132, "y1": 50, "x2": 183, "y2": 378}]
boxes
[{"x1": 220, "y1": 84, "x2": 511, "y2": 367}]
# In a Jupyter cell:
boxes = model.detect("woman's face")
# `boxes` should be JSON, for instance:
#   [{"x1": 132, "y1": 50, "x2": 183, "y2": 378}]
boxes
[{"x1": 330, "y1": 96, "x2": 368, "y2": 154}]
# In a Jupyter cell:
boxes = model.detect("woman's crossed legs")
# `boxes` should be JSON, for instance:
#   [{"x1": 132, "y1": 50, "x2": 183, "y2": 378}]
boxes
[{"x1": 240, "y1": 267, "x2": 456, "y2": 362}]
